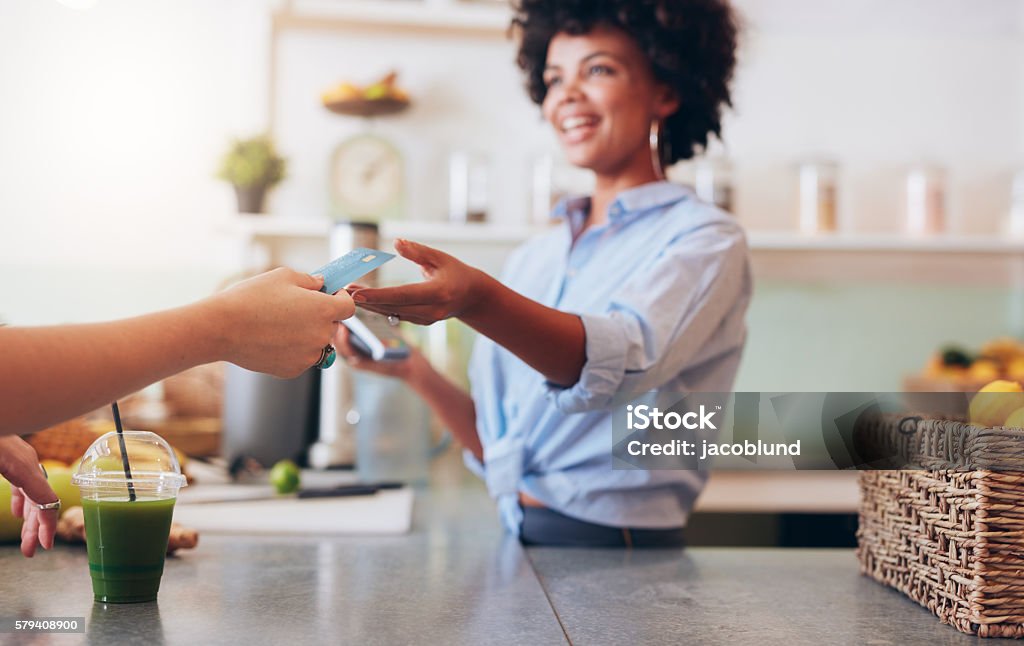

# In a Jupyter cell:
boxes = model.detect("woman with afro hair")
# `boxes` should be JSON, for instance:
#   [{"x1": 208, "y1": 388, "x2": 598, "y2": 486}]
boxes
[{"x1": 344, "y1": 0, "x2": 751, "y2": 547}]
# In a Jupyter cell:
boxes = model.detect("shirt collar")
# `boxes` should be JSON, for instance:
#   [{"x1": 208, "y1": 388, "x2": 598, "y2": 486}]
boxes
[
  {"x1": 608, "y1": 180, "x2": 693, "y2": 220},
  {"x1": 551, "y1": 180, "x2": 693, "y2": 232},
  {"x1": 551, "y1": 193, "x2": 590, "y2": 220},
  {"x1": 551, "y1": 194, "x2": 590, "y2": 235}
]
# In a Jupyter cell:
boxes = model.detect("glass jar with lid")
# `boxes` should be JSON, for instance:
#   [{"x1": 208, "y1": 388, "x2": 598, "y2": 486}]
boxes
[
  {"x1": 694, "y1": 156, "x2": 734, "y2": 213},
  {"x1": 797, "y1": 159, "x2": 839, "y2": 234},
  {"x1": 904, "y1": 164, "x2": 947, "y2": 236},
  {"x1": 448, "y1": 150, "x2": 490, "y2": 224},
  {"x1": 1007, "y1": 169, "x2": 1024, "y2": 237}
]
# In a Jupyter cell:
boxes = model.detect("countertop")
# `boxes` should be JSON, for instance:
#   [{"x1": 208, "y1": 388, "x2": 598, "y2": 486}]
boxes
[
  {"x1": 0, "y1": 485, "x2": 1015, "y2": 645},
  {"x1": 695, "y1": 470, "x2": 859, "y2": 513}
]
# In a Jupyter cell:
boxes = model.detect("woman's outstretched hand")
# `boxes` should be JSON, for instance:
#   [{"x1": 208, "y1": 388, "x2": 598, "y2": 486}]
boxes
[
  {"x1": 347, "y1": 239, "x2": 493, "y2": 326},
  {"x1": 351, "y1": 238, "x2": 584, "y2": 387}
]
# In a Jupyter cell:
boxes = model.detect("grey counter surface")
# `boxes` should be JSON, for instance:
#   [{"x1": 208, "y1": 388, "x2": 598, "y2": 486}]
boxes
[
  {"x1": 0, "y1": 486, "x2": 565, "y2": 646},
  {"x1": 527, "y1": 547, "x2": 1017, "y2": 646},
  {"x1": 0, "y1": 486, "x2": 1015, "y2": 646}
]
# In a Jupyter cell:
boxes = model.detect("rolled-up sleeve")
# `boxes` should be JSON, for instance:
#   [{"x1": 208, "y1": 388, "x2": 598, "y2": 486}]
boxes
[{"x1": 546, "y1": 221, "x2": 750, "y2": 414}]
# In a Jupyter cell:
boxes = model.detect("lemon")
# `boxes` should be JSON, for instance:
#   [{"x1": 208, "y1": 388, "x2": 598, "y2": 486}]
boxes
[
  {"x1": 969, "y1": 380, "x2": 1024, "y2": 427},
  {"x1": 269, "y1": 460, "x2": 301, "y2": 495},
  {"x1": 46, "y1": 468, "x2": 81, "y2": 514},
  {"x1": 1005, "y1": 406, "x2": 1024, "y2": 429}
]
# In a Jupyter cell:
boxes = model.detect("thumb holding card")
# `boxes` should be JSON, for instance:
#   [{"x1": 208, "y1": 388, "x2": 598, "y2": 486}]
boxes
[
  {"x1": 212, "y1": 267, "x2": 355, "y2": 378},
  {"x1": 313, "y1": 247, "x2": 396, "y2": 295}
]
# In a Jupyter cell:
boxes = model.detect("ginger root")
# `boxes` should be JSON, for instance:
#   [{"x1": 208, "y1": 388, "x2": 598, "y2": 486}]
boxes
[
  {"x1": 55, "y1": 506, "x2": 86, "y2": 544},
  {"x1": 56, "y1": 506, "x2": 199, "y2": 554},
  {"x1": 168, "y1": 523, "x2": 199, "y2": 552}
]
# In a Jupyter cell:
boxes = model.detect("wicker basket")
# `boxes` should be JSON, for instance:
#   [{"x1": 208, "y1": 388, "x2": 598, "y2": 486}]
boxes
[{"x1": 856, "y1": 415, "x2": 1024, "y2": 637}]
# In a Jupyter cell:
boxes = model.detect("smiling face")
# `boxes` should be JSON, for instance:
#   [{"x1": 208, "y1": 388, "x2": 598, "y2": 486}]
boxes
[{"x1": 541, "y1": 25, "x2": 679, "y2": 181}]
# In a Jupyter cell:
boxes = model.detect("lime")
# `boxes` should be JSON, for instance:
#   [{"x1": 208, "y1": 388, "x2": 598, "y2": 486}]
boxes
[{"x1": 269, "y1": 460, "x2": 301, "y2": 494}]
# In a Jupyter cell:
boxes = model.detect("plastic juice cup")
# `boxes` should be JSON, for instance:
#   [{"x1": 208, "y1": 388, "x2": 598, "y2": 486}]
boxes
[{"x1": 72, "y1": 431, "x2": 187, "y2": 603}]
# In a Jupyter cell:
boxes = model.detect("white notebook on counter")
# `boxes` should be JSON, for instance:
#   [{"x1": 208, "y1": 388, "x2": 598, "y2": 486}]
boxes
[{"x1": 173, "y1": 487, "x2": 414, "y2": 536}]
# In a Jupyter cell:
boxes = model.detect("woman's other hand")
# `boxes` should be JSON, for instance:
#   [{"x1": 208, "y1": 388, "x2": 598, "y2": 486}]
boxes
[
  {"x1": 0, "y1": 436, "x2": 59, "y2": 557},
  {"x1": 207, "y1": 267, "x2": 356, "y2": 379},
  {"x1": 333, "y1": 324, "x2": 427, "y2": 383},
  {"x1": 348, "y1": 240, "x2": 493, "y2": 326}
]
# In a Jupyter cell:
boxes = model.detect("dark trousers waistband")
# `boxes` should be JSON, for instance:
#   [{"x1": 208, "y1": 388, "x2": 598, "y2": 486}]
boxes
[{"x1": 519, "y1": 505, "x2": 686, "y2": 548}]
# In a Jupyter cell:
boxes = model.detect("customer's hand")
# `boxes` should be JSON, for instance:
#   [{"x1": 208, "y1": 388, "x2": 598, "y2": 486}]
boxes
[
  {"x1": 208, "y1": 267, "x2": 356, "y2": 378},
  {"x1": 334, "y1": 325, "x2": 427, "y2": 382},
  {"x1": 0, "y1": 436, "x2": 59, "y2": 558},
  {"x1": 348, "y1": 240, "x2": 492, "y2": 326}
]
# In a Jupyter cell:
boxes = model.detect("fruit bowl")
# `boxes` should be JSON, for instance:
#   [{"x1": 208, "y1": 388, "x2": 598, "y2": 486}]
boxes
[
  {"x1": 323, "y1": 97, "x2": 411, "y2": 118},
  {"x1": 908, "y1": 338, "x2": 1024, "y2": 394},
  {"x1": 321, "y1": 71, "x2": 411, "y2": 118}
]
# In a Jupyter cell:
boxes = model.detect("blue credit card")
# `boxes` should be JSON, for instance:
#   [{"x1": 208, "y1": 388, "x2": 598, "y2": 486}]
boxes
[{"x1": 314, "y1": 248, "x2": 395, "y2": 295}]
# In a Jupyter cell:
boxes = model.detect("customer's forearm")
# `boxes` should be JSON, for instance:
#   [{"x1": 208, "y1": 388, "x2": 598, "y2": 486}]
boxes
[
  {"x1": 406, "y1": 357, "x2": 483, "y2": 461},
  {"x1": 0, "y1": 303, "x2": 220, "y2": 436}
]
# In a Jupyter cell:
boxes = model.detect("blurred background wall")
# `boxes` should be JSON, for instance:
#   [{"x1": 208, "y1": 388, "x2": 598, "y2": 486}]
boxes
[{"x1": 1, "y1": 0, "x2": 1022, "y2": 390}]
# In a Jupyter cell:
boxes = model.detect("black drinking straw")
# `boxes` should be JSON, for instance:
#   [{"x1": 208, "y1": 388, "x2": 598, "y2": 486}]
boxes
[{"x1": 111, "y1": 402, "x2": 136, "y2": 502}]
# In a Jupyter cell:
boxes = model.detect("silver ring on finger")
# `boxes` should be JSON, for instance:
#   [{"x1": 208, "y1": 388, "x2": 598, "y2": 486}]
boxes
[
  {"x1": 37, "y1": 500, "x2": 61, "y2": 511},
  {"x1": 387, "y1": 314, "x2": 400, "y2": 327}
]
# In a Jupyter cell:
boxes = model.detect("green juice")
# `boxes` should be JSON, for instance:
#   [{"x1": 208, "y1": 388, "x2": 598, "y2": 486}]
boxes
[{"x1": 82, "y1": 497, "x2": 176, "y2": 603}]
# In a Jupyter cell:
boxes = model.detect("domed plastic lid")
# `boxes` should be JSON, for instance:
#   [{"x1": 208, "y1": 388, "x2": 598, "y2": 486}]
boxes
[{"x1": 72, "y1": 431, "x2": 187, "y2": 494}]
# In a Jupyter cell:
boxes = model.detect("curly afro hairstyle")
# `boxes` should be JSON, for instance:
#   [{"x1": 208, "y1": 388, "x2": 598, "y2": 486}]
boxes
[{"x1": 512, "y1": 0, "x2": 739, "y2": 166}]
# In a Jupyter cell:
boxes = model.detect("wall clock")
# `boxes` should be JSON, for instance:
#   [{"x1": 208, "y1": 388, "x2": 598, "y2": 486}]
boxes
[{"x1": 329, "y1": 133, "x2": 404, "y2": 221}]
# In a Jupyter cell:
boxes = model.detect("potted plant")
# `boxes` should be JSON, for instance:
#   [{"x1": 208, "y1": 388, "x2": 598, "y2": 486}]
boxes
[{"x1": 216, "y1": 135, "x2": 286, "y2": 214}]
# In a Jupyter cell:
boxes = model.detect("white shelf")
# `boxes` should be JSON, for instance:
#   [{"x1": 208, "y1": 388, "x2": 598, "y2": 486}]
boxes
[
  {"x1": 221, "y1": 215, "x2": 1024, "y2": 256},
  {"x1": 219, "y1": 214, "x2": 543, "y2": 248},
  {"x1": 220, "y1": 214, "x2": 540, "y2": 243},
  {"x1": 748, "y1": 231, "x2": 1024, "y2": 254},
  {"x1": 276, "y1": 0, "x2": 512, "y2": 37}
]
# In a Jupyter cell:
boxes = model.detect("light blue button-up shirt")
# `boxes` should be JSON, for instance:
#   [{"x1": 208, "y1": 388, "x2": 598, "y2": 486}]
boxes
[{"x1": 465, "y1": 180, "x2": 752, "y2": 534}]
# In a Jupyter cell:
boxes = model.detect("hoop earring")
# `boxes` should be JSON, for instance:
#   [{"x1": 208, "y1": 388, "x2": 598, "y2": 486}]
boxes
[{"x1": 649, "y1": 120, "x2": 665, "y2": 179}]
